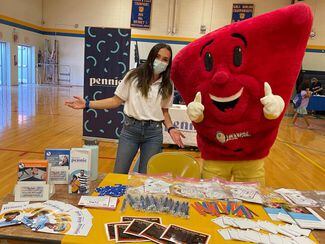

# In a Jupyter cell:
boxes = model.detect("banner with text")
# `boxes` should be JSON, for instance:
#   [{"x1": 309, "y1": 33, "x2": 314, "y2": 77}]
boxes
[
  {"x1": 231, "y1": 4, "x2": 254, "y2": 23},
  {"x1": 130, "y1": 0, "x2": 152, "y2": 28},
  {"x1": 83, "y1": 27, "x2": 131, "y2": 140}
]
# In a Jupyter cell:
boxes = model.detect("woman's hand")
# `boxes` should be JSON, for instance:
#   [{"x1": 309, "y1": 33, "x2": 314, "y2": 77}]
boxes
[
  {"x1": 65, "y1": 96, "x2": 86, "y2": 109},
  {"x1": 169, "y1": 128, "x2": 185, "y2": 148}
]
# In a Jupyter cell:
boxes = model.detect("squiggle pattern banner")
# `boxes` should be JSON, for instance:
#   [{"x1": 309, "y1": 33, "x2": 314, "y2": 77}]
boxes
[{"x1": 83, "y1": 27, "x2": 131, "y2": 140}]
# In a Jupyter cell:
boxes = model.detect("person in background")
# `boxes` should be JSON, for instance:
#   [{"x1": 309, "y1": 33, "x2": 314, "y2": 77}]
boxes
[
  {"x1": 173, "y1": 89, "x2": 185, "y2": 105},
  {"x1": 310, "y1": 77, "x2": 323, "y2": 95},
  {"x1": 293, "y1": 81, "x2": 312, "y2": 128},
  {"x1": 65, "y1": 43, "x2": 185, "y2": 174},
  {"x1": 295, "y1": 68, "x2": 303, "y2": 93}
]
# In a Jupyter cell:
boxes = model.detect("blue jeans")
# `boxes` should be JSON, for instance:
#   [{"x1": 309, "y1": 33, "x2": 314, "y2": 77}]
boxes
[{"x1": 114, "y1": 116, "x2": 163, "y2": 174}]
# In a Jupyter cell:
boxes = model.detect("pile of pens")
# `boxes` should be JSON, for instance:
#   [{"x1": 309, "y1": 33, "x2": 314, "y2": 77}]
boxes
[
  {"x1": 191, "y1": 200, "x2": 258, "y2": 219},
  {"x1": 95, "y1": 184, "x2": 127, "y2": 197},
  {"x1": 121, "y1": 194, "x2": 190, "y2": 218}
]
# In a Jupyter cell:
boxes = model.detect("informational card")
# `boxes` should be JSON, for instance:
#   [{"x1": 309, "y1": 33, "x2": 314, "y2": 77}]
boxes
[
  {"x1": 275, "y1": 188, "x2": 324, "y2": 207},
  {"x1": 0, "y1": 201, "x2": 93, "y2": 236},
  {"x1": 160, "y1": 225, "x2": 210, "y2": 244},
  {"x1": 69, "y1": 148, "x2": 91, "y2": 194},
  {"x1": 45, "y1": 149, "x2": 70, "y2": 184},
  {"x1": 124, "y1": 219, "x2": 153, "y2": 236},
  {"x1": 1, "y1": 202, "x2": 29, "y2": 214},
  {"x1": 14, "y1": 183, "x2": 50, "y2": 202},
  {"x1": 121, "y1": 216, "x2": 161, "y2": 224},
  {"x1": 283, "y1": 205, "x2": 325, "y2": 230},
  {"x1": 21, "y1": 201, "x2": 93, "y2": 236},
  {"x1": 0, "y1": 203, "x2": 27, "y2": 228},
  {"x1": 263, "y1": 202, "x2": 289, "y2": 221},
  {"x1": 139, "y1": 222, "x2": 170, "y2": 244},
  {"x1": 105, "y1": 222, "x2": 130, "y2": 240},
  {"x1": 17, "y1": 160, "x2": 49, "y2": 184},
  {"x1": 114, "y1": 223, "x2": 147, "y2": 242},
  {"x1": 105, "y1": 217, "x2": 163, "y2": 242},
  {"x1": 78, "y1": 196, "x2": 118, "y2": 210}
]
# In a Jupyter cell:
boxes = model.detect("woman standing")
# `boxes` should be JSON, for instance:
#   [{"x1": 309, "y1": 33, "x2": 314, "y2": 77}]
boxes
[{"x1": 65, "y1": 43, "x2": 184, "y2": 173}]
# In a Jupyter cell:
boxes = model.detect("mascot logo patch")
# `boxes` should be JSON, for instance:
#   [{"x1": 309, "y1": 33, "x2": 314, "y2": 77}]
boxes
[{"x1": 216, "y1": 131, "x2": 251, "y2": 144}]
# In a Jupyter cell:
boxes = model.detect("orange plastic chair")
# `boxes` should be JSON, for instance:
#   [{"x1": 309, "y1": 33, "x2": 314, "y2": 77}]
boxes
[{"x1": 147, "y1": 152, "x2": 201, "y2": 178}]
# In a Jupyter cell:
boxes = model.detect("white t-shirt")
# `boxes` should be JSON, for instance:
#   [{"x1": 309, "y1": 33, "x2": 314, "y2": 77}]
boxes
[{"x1": 114, "y1": 73, "x2": 174, "y2": 121}]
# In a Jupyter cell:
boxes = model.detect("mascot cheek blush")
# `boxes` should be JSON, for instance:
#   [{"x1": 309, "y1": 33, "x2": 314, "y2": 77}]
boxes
[{"x1": 171, "y1": 3, "x2": 313, "y2": 183}]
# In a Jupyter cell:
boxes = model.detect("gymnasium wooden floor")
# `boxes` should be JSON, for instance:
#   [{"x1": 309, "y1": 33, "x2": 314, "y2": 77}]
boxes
[{"x1": 0, "y1": 84, "x2": 324, "y2": 199}]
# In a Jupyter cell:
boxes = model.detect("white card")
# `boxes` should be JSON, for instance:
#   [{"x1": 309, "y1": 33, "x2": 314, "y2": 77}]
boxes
[
  {"x1": 211, "y1": 217, "x2": 228, "y2": 228},
  {"x1": 108, "y1": 197, "x2": 118, "y2": 209},
  {"x1": 269, "y1": 233, "x2": 284, "y2": 244},
  {"x1": 0, "y1": 202, "x2": 29, "y2": 214},
  {"x1": 244, "y1": 229, "x2": 261, "y2": 243},
  {"x1": 235, "y1": 218, "x2": 259, "y2": 230},
  {"x1": 277, "y1": 225, "x2": 296, "y2": 238},
  {"x1": 257, "y1": 220, "x2": 278, "y2": 234},
  {"x1": 289, "y1": 224, "x2": 311, "y2": 236},
  {"x1": 236, "y1": 229, "x2": 253, "y2": 242},
  {"x1": 223, "y1": 216, "x2": 238, "y2": 227},
  {"x1": 259, "y1": 233, "x2": 271, "y2": 244},
  {"x1": 78, "y1": 196, "x2": 110, "y2": 207},
  {"x1": 277, "y1": 212, "x2": 296, "y2": 224},
  {"x1": 292, "y1": 236, "x2": 315, "y2": 244},
  {"x1": 217, "y1": 229, "x2": 231, "y2": 240},
  {"x1": 228, "y1": 228, "x2": 240, "y2": 240}
]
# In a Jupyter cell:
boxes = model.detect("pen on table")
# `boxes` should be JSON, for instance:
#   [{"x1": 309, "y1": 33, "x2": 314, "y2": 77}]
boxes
[{"x1": 245, "y1": 205, "x2": 259, "y2": 217}]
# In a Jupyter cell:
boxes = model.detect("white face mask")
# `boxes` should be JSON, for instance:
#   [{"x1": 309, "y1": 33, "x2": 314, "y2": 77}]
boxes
[{"x1": 153, "y1": 59, "x2": 168, "y2": 74}]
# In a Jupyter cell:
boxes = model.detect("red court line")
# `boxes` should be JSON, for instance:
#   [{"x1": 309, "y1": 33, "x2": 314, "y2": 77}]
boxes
[
  {"x1": 0, "y1": 148, "x2": 115, "y2": 159},
  {"x1": 99, "y1": 156, "x2": 116, "y2": 160},
  {"x1": 0, "y1": 148, "x2": 43, "y2": 154},
  {"x1": 19, "y1": 152, "x2": 29, "y2": 156},
  {"x1": 0, "y1": 146, "x2": 199, "y2": 161}
]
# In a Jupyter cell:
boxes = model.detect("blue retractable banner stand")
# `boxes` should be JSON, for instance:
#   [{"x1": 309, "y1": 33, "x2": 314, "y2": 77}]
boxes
[{"x1": 83, "y1": 27, "x2": 131, "y2": 140}]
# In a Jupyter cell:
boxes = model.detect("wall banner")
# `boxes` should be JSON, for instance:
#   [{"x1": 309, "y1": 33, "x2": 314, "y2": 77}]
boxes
[
  {"x1": 231, "y1": 4, "x2": 254, "y2": 23},
  {"x1": 130, "y1": 0, "x2": 152, "y2": 29},
  {"x1": 83, "y1": 27, "x2": 131, "y2": 140}
]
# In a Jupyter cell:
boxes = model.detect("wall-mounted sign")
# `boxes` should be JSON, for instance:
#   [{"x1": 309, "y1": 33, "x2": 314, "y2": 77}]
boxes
[
  {"x1": 231, "y1": 4, "x2": 254, "y2": 23},
  {"x1": 130, "y1": 0, "x2": 152, "y2": 29}
]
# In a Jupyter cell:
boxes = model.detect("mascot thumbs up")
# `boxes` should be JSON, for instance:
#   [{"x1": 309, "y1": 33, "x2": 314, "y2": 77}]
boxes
[{"x1": 171, "y1": 3, "x2": 313, "y2": 185}]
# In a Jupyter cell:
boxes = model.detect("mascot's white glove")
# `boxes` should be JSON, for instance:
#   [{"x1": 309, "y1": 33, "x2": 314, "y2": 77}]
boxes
[
  {"x1": 187, "y1": 92, "x2": 205, "y2": 123},
  {"x1": 260, "y1": 82, "x2": 285, "y2": 120}
]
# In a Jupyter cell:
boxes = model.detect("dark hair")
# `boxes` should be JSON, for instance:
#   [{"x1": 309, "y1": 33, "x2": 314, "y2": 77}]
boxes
[
  {"x1": 298, "y1": 79, "x2": 310, "y2": 92},
  {"x1": 35, "y1": 210, "x2": 49, "y2": 216},
  {"x1": 4, "y1": 211, "x2": 20, "y2": 218},
  {"x1": 126, "y1": 43, "x2": 173, "y2": 100}
]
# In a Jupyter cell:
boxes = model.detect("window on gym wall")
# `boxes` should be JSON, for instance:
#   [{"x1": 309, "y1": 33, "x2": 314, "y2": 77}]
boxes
[
  {"x1": 18, "y1": 45, "x2": 35, "y2": 84},
  {"x1": 0, "y1": 42, "x2": 9, "y2": 85}
]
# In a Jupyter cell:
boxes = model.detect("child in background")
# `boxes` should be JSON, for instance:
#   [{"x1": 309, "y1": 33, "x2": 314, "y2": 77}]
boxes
[{"x1": 293, "y1": 81, "x2": 312, "y2": 128}]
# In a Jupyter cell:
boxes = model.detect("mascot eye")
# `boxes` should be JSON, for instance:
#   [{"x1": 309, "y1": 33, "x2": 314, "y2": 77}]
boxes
[
  {"x1": 233, "y1": 46, "x2": 242, "y2": 67},
  {"x1": 204, "y1": 52, "x2": 213, "y2": 71}
]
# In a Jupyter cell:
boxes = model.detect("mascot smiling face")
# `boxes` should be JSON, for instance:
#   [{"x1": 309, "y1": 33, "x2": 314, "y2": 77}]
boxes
[{"x1": 171, "y1": 3, "x2": 312, "y2": 161}]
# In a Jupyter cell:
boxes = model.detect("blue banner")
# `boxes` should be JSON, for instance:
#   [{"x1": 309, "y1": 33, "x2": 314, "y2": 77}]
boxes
[
  {"x1": 231, "y1": 4, "x2": 254, "y2": 23},
  {"x1": 83, "y1": 27, "x2": 131, "y2": 140},
  {"x1": 130, "y1": 0, "x2": 152, "y2": 28}
]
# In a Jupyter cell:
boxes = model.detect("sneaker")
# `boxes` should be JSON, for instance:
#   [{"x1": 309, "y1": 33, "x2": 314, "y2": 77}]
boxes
[{"x1": 307, "y1": 125, "x2": 313, "y2": 129}]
